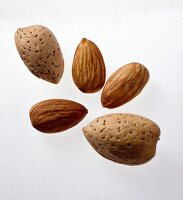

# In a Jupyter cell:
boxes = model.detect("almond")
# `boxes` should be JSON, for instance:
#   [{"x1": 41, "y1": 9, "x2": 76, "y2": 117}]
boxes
[
  {"x1": 101, "y1": 62, "x2": 149, "y2": 108},
  {"x1": 15, "y1": 25, "x2": 64, "y2": 84},
  {"x1": 72, "y1": 38, "x2": 106, "y2": 93},
  {"x1": 83, "y1": 113, "x2": 160, "y2": 165},
  {"x1": 30, "y1": 99, "x2": 87, "y2": 133}
]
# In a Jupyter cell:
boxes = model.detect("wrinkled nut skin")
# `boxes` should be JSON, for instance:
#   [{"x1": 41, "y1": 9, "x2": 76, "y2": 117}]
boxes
[
  {"x1": 15, "y1": 25, "x2": 64, "y2": 84},
  {"x1": 101, "y1": 62, "x2": 149, "y2": 108},
  {"x1": 83, "y1": 113, "x2": 160, "y2": 165},
  {"x1": 30, "y1": 99, "x2": 88, "y2": 133},
  {"x1": 72, "y1": 38, "x2": 106, "y2": 93}
]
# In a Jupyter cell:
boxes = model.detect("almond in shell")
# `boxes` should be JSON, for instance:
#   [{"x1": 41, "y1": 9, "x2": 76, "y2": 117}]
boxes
[
  {"x1": 83, "y1": 113, "x2": 160, "y2": 165},
  {"x1": 15, "y1": 25, "x2": 64, "y2": 84}
]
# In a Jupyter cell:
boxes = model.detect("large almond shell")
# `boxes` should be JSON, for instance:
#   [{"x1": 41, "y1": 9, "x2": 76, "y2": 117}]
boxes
[
  {"x1": 83, "y1": 113, "x2": 160, "y2": 165},
  {"x1": 72, "y1": 38, "x2": 106, "y2": 93},
  {"x1": 101, "y1": 62, "x2": 149, "y2": 108},
  {"x1": 15, "y1": 25, "x2": 64, "y2": 84},
  {"x1": 30, "y1": 99, "x2": 88, "y2": 133}
]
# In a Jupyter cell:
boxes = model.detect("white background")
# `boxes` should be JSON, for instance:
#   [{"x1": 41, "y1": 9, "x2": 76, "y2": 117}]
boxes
[{"x1": 0, "y1": 0, "x2": 183, "y2": 199}]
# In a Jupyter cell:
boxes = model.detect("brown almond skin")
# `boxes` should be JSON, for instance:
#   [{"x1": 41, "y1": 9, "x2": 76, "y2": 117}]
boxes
[
  {"x1": 72, "y1": 38, "x2": 106, "y2": 93},
  {"x1": 101, "y1": 62, "x2": 149, "y2": 108},
  {"x1": 30, "y1": 99, "x2": 88, "y2": 133},
  {"x1": 83, "y1": 113, "x2": 160, "y2": 165},
  {"x1": 15, "y1": 25, "x2": 64, "y2": 84}
]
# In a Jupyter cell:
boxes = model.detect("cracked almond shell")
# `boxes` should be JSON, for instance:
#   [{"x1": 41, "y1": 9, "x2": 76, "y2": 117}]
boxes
[
  {"x1": 83, "y1": 113, "x2": 160, "y2": 165},
  {"x1": 72, "y1": 38, "x2": 106, "y2": 93},
  {"x1": 15, "y1": 25, "x2": 64, "y2": 84}
]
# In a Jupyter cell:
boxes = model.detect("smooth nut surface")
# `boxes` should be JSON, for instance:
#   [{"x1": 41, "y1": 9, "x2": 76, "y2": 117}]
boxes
[
  {"x1": 83, "y1": 113, "x2": 160, "y2": 165},
  {"x1": 30, "y1": 99, "x2": 88, "y2": 133},
  {"x1": 101, "y1": 62, "x2": 149, "y2": 108},
  {"x1": 15, "y1": 25, "x2": 64, "y2": 84},
  {"x1": 72, "y1": 38, "x2": 106, "y2": 93}
]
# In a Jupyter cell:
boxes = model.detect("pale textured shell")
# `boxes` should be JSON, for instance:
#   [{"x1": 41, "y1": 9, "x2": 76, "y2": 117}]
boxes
[
  {"x1": 30, "y1": 99, "x2": 88, "y2": 133},
  {"x1": 101, "y1": 62, "x2": 149, "y2": 108},
  {"x1": 15, "y1": 25, "x2": 64, "y2": 84},
  {"x1": 72, "y1": 38, "x2": 106, "y2": 93},
  {"x1": 83, "y1": 113, "x2": 160, "y2": 165}
]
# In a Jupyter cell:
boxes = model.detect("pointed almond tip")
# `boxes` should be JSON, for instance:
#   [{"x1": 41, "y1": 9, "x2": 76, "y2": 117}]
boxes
[
  {"x1": 83, "y1": 107, "x2": 88, "y2": 116},
  {"x1": 81, "y1": 38, "x2": 87, "y2": 43}
]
